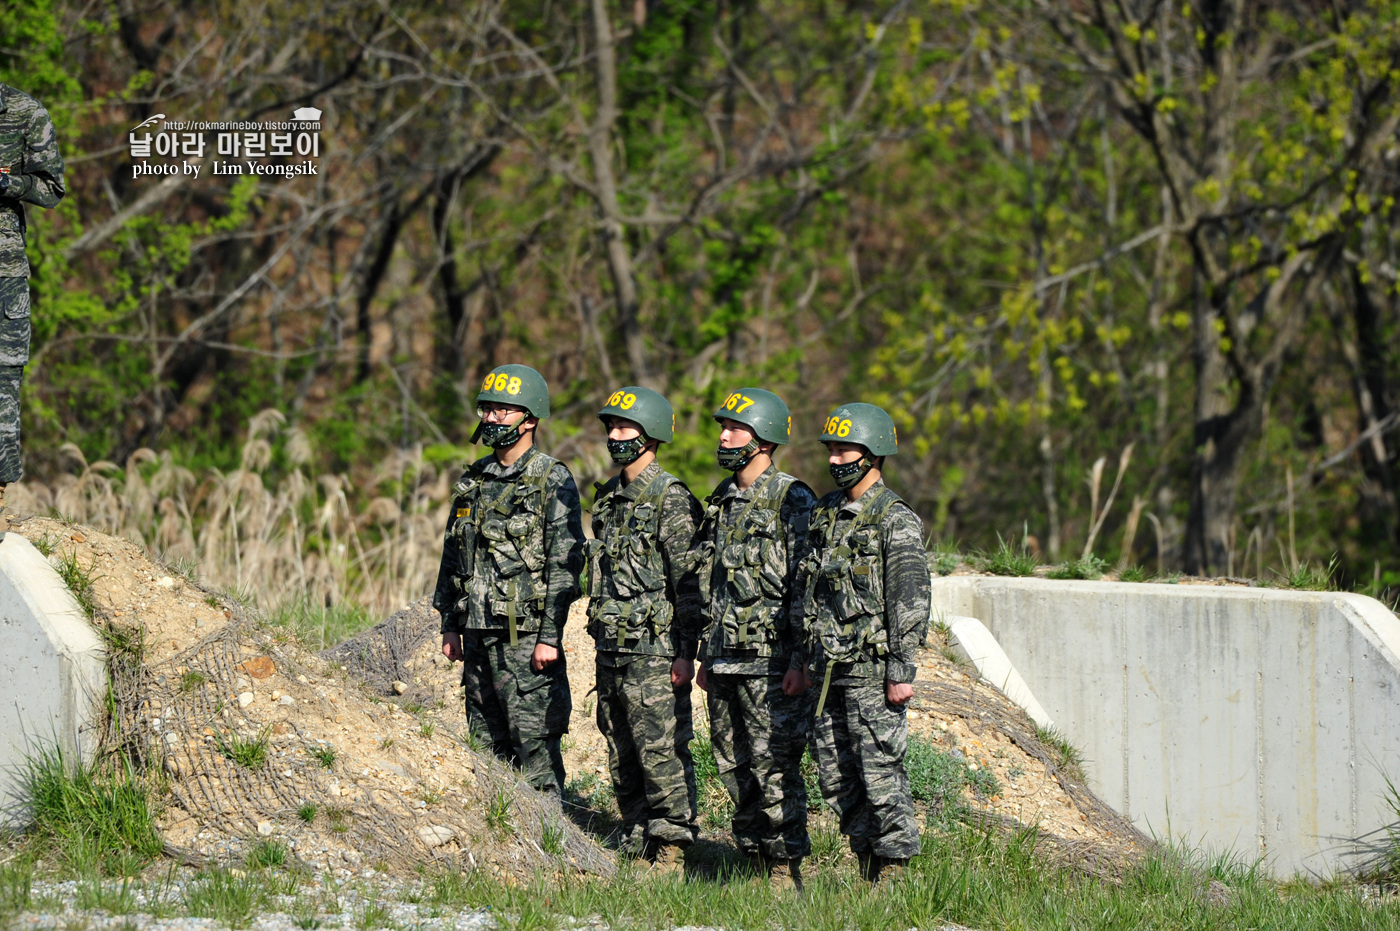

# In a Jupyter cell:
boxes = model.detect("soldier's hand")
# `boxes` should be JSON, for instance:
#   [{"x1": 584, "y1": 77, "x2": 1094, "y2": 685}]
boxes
[
  {"x1": 781, "y1": 668, "x2": 808, "y2": 697},
  {"x1": 695, "y1": 664, "x2": 709, "y2": 692},
  {"x1": 441, "y1": 633, "x2": 463, "y2": 663},
  {"x1": 886, "y1": 680, "x2": 914, "y2": 706},
  {"x1": 531, "y1": 642, "x2": 560, "y2": 672},
  {"x1": 671, "y1": 657, "x2": 694, "y2": 687},
  {"x1": 0, "y1": 172, "x2": 14, "y2": 198}
]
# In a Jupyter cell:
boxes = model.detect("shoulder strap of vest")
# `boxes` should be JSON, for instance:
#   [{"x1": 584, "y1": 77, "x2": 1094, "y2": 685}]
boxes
[{"x1": 632, "y1": 469, "x2": 680, "y2": 511}]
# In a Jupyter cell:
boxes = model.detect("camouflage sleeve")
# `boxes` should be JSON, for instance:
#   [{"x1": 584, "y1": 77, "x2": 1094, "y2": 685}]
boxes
[
  {"x1": 538, "y1": 464, "x2": 585, "y2": 648},
  {"x1": 659, "y1": 484, "x2": 703, "y2": 660},
  {"x1": 780, "y1": 482, "x2": 818, "y2": 670},
  {"x1": 12, "y1": 105, "x2": 64, "y2": 208},
  {"x1": 431, "y1": 498, "x2": 463, "y2": 635},
  {"x1": 882, "y1": 503, "x2": 931, "y2": 684}
]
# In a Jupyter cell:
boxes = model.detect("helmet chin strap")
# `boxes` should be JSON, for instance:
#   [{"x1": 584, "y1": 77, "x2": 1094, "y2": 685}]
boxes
[
  {"x1": 829, "y1": 454, "x2": 873, "y2": 488},
  {"x1": 716, "y1": 438, "x2": 760, "y2": 472},
  {"x1": 608, "y1": 436, "x2": 648, "y2": 465}
]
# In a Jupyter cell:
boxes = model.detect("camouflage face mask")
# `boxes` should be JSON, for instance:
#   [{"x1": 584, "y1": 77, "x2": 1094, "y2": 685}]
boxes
[
  {"x1": 829, "y1": 455, "x2": 873, "y2": 488},
  {"x1": 479, "y1": 421, "x2": 523, "y2": 448},
  {"x1": 607, "y1": 436, "x2": 647, "y2": 465},
  {"x1": 716, "y1": 438, "x2": 760, "y2": 471}
]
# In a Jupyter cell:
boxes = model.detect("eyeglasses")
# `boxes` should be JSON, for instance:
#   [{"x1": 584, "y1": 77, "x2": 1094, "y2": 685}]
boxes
[{"x1": 477, "y1": 403, "x2": 525, "y2": 422}]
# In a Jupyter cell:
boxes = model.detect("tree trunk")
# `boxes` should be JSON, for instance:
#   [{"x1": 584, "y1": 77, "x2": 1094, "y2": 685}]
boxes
[{"x1": 588, "y1": 0, "x2": 651, "y2": 386}]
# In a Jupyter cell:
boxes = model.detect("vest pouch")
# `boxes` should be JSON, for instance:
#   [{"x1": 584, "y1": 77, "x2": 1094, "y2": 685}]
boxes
[
  {"x1": 743, "y1": 525, "x2": 788, "y2": 600},
  {"x1": 721, "y1": 543, "x2": 762, "y2": 604},
  {"x1": 626, "y1": 532, "x2": 667, "y2": 592},
  {"x1": 505, "y1": 512, "x2": 545, "y2": 573},
  {"x1": 482, "y1": 520, "x2": 527, "y2": 577}
]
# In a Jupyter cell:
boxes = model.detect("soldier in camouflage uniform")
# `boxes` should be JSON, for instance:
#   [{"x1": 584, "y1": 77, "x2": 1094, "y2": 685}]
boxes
[
  {"x1": 799, "y1": 403, "x2": 930, "y2": 883},
  {"x1": 588, "y1": 386, "x2": 702, "y2": 870},
  {"x1": 434, "y1": 364, "x2": 585, "y2": 797},
  {"x1": 695, "y1": 388, "x2": 817, "y2": 890},
  {"x1": 0, "y1": 84, "x2": 66, "y2": 536}
]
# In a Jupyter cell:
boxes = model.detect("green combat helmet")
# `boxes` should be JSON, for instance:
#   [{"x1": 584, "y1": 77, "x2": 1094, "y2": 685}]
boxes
[
  {"x1": 478, "y1": 363, "x2": 550, "y2": 417},
  {"x1": 598, "y1": 386, "x2": 674, "y2": 464},
  {"x1": 820, "y1": 402, "x2": 897, "y2": 488},
  {"x1": 475, "y1": 364, "x2": 550, "y2": 447},
  {"x1": 712, "y1": 387, "x2": 791, "y2": 471}
]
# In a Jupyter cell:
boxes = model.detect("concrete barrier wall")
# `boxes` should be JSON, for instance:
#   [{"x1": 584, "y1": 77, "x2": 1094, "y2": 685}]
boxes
[
  {"x1": 931, "y1": 576, "x2": 1400, "y2": 877},
  {"x1": 0, "y1": 533, "x2": 106, "y2": 820}
]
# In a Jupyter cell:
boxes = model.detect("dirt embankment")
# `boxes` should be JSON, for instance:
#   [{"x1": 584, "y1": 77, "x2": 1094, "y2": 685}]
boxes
[{"x1": 15, "y1": 515, "x2": 613, "y2": 881}]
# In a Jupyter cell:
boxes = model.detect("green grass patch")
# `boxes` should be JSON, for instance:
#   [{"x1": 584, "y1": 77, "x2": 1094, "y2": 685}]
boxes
[
  {"x1": 19, "y1": 746, "x2": 162, "y2": 876},
  {"x1": 929, "y1": 541, "x2": 962, "y2": 576},
  {"x1": 975, "y1": 535, "x2": 1039, "y2": 577},
  {"x1": 182, "y1": 869, "x2": 268, "y2": 927},
  {"x1": 689, "y1": 730, "x2": 734, "y2": 831},
  {"x1": 246, "y1": 838, "x2": 288, "y2": 869},
  {"x1": 215, "y1": 728, "x2": 270, "y2": 770},
  {"x1": 1118, "y1": 564, "x2": 1152, "y2": 582},
  {"x1": 308, "y1": 744, "x2": 336, "y2": 768},
  {"x1": 1285, "y1": 556, "x2": 1338, "y2": 591},
  {"x1": 906, "y1": 734, "x2": 999, "y2": 828},
  {"x1": 179, "y1": 669, "x2": 207, "y2": 692},
  {"x1": 407, "y1": 826, "x2": 1400, "y2": 930},
  {"x1": 298, "y1": 803, "x2": 318, "y2": 824},
  {"x1": 52, "y1": 549, "x2": 100, "y2": 619},
  {"x1": 1035, "y1": 724, "x2": 1086, "y2": 782},
  {"x1": 264, "y1": 598, "x2": 376, "y2": 651},
  {"x1": 0, "y1": 861, "x2": 32, "y2": 922},
  {"x1": 1046, "y1": 554, "x2": 1107, "y2": 580}
]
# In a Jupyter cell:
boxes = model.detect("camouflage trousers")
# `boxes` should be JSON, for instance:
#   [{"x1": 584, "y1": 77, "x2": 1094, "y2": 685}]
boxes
[
  {"x1": 596, "y1": 653, "x2": 697, "y2": 852},
  {"x1": 809, "y1": 680, "x2": 921, "y2": 859},
  {"x1": 0, "y1": 278, "x2": 30, "y2": 485},
  {"x1": 460, "y1": 630, "x2": 571, "y2": 796},
  {"x1": 706, "y1": 672, "x2": 813, "y2": 859}
]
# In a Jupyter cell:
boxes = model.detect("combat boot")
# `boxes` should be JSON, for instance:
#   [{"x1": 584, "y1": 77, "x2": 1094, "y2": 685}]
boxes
[
  {"x1": 873, "y1": 856, "x2": 909, "y2": 884},
  {"x1": 857, "y1": 851, "x2": 879, "y2": 883},
  {"x1": 648, "y1": 843, "x2": 685, "y2": 875},
  {"x1": 769, "y1": 857, "x2": 803, "y2": 893}
]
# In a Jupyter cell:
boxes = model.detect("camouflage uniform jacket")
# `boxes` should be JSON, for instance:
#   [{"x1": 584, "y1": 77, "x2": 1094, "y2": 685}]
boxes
[
  {"x1": 587, "y1": 460, "x2": 703, "y2": 661},
  {"x1": 432, "y1": 445, "x2": 585, "y2": 648},
  {"x1": 0, "y1": 84, "x2": 66, "y2": 278},
  {"x1": 697, "y1": 464, "x2": 817, "y2": 676},
  {"x1": 800, "y1": 480, "x2": 930, "y2": 685}
]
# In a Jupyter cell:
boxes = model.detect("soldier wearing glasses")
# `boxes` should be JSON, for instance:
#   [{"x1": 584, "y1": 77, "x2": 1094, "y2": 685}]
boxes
[{"x1": 433, "y1": 364, "x2": 585, "y2": 797}]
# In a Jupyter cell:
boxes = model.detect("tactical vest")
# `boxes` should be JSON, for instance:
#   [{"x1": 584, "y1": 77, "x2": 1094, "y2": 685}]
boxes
[
  {"x1": 701, "y1": 471, "x2": 806, "y2": 658},
  {"x1": 444, "y1": 450, "x2": 557, "y2": 644},
  {"x1": 586, "y1": 470, "x2": 684, "y2": 655},
  {"x1": 804, "y1": 486, "x2": 904, "y2": 670}
]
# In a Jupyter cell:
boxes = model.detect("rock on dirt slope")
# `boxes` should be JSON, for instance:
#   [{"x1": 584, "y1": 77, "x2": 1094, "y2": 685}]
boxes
[{"x1": 13, "y1": 515, "x2": 613, "y2": 880}]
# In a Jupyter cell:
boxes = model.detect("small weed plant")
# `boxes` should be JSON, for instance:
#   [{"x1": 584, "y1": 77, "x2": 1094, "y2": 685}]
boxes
[
  {"x1": 1046, "y1": 554, "x2": 1107, "y2": 580},
  {"x1": 1118, "y1": 565, "x2": 1152, "y2": 583},
  {"x1": 297, "y1": 803, "x2": 318, "y2": 824},
  {"x1": 977, "y1": 535, "x2": 1039, "y2": 577},
  {"x1": 53, "y1": 549, "x2": 100, "y2": 619},
  {"x1": 486, "y1": 787, "x2": 514, "y2": 835},
  {"x1": 906, "y1": 734, "x2": 1000, "y2": 828},
  {"x1": 246, "y1": 838, "x2": 288, "y2": 869},
  {"x1": 308, "y1": 744, "x2": 336, "y2": 768},
  {"x1": 1285, "y1": 556, "x2": 1339, "y2": 591},
  {"x1": 1035, "y1": 725, "x2": 1086, "y2": 782},
  {"x1": 182, "y1": 869, "x2": 268, "y2": 927},
  {"x1": 541, "y1": 819, "x2": 566, "y2": 856},
  {"x1": 215, "y1": 728, "x2": 270, "y2": 770}
]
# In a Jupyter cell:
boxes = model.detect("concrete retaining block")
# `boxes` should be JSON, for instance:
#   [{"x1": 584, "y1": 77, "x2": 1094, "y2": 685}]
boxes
[
  {"x1": 931, "y1": 575, "x2": 1400, "y2": 877},
  {"x1": 0, "y1": 532, "x2": 106, "y2": 820},
  {"x1": 945, "y1": 614, "x2": 1055, "y2": 731}
]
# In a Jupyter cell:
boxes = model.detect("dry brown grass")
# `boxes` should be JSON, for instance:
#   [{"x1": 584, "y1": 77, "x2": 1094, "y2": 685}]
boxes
[{"x1": 10, "y1": 409, "x2": 453, "y2": 619}]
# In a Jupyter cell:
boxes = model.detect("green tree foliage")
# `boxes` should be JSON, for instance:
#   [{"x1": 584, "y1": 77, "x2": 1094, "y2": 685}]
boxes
[{"x1": 2, "y1": 0, "x2": 1397, "y2": 593}]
